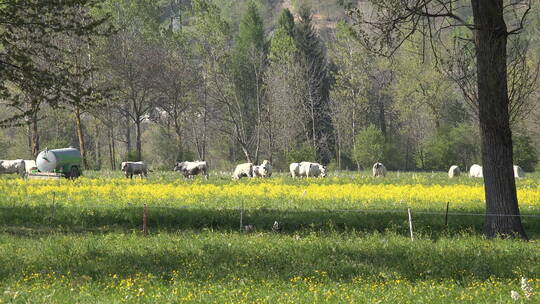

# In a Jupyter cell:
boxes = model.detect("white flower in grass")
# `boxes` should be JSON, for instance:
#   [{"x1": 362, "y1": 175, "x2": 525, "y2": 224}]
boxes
[
  {"x1": 511, "y1": 290, "x2": 520, "y2": 301},
  {"x1": 521, "y1": 277, "x2": 533, "y2": 299}
]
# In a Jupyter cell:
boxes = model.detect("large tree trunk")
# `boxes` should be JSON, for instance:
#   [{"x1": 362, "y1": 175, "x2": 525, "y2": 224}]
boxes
[
  {"x1": 75, "y1": 106, "x2": 89, "y2": 169},
  {"x1": 471, "y1": 0, "x2": 527, "y2": 239}
]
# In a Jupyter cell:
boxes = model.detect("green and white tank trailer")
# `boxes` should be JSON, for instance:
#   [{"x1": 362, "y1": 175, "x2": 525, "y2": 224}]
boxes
[{"x1": 28, "y1": 148, "x2": 83, "y2": 179}]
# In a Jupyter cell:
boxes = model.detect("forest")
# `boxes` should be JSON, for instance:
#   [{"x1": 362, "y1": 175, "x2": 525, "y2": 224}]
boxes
[{"x1": 1, "y1": 0, "x2": 539, "y2": 173}]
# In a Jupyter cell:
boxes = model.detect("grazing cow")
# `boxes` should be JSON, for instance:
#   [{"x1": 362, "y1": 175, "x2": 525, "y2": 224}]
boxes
[
  {"x1": 513, "y1": 165, "x2": 525, "y2": 179},
  {"x1": 298, "y1": 162, "x2": 327, "y2": 178},
  {"x1": 372, "y1": 162, "x2": 387, "y2": 177},
  {"x1": 232, "y1": 163, "x2": 253, "y2": 179},
  {"x1": 469, "y1": 164, "x2": 483, "y2": 178},
  {"x1": 174, "y1": 161, "x2": 209, "y2": 179},
  {"x1": 448, "y1": 165, "x2": 460, "y2": 178},
  {"x1": 0, "y1": 159, "x2": 26, "y2": 177},
  {"x1": 121, "y1": 161, "x2": 148, "y2": 179},
  {"x1": 290, "y1": 163, "x2": 301, "y2": 178},
  {"x1": 24, "y1": 160, "x2": 37, "y2": 174},
  {"x1": 253, "y1": 160, "x2": 272, "y2": 178}
]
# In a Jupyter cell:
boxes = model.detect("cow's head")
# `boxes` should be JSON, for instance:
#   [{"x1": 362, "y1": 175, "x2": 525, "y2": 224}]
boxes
[{"x1": 121, "y1": 162, "x2": 128, "y2": 171}]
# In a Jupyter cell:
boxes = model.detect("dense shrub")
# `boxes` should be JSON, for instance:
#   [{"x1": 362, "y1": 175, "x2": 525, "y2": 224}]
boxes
[
  {"x1": 513, "y1": 131, "x2": 538, "y2": 172},
  {"x1": 352, "y1": 125, "x2": 385, "y2": 170}
]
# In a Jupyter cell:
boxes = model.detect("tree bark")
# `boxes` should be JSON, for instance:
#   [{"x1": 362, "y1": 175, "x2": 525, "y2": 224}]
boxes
[
  {"x1": 108, "y1": 127, "x2": 116, "y2": 170},
  {"x1": 125, "y1": 111, "x2": 131, "y2": 155},
  {"x1": 471, "y1": 0, "x2": 527, "y2": 239},
  {"x1": 75, "y1": 106, "x2": 89, "y2": 169},
  {"x1": 95, "y1": 123, "x2": 101, "y2": 170},
  {"x1": 31, "y1": 112, "x2": 39, "y2": 158},
  {"x1": 135, "y1": 119, "x2": 142, "y2": 161}
]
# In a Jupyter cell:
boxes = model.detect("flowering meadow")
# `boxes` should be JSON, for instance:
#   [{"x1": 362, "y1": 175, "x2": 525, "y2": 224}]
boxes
[{"x1": 1, "y1": 171, "x2": 539, "y2": 303}]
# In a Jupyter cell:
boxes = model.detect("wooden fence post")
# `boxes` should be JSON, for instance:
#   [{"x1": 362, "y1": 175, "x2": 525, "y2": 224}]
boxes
[
  {"x1": 445, "y1": 202, "x2": 450, "y2": 227},
  {"x1": 143, "y1": 204, "x2": 148, "y2": 236},
  {"x1": 239, "y1": 201, "x2": 244, "y2": 231},
  {"x1": 408, "y1": 208, "x2": 414, "y2": 241}
]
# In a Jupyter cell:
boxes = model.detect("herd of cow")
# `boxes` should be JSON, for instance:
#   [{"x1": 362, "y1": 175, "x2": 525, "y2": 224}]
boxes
[
  {"x1": 448, "y1": 164, "x2": 526, "y2": 179},
  {"x1": 119, "y1": 160, "x2": 386, "y2": 179},
  {"x1": 0, "y1": 158, "x2": 527, "y2": 180},
  {"x1": 92, "y1": 160, "x2": 530, "y2": 180}
]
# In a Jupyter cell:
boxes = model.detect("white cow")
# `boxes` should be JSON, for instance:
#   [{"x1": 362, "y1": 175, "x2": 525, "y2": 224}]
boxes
[
  {"x1": 469, "y1": 164, "x2": 483, "y2": 178},
  {"x1": 0, "y1": 159, "x2": 26, "y2": 177},
  {"x1": 372, "y1": 162, "x2": 387, "y2": 177},
  {"x1": 298, "y1": 162, "x2": 327, "y2": 178},
  {"x1": 174, "y1": 161, "x2": 209, "y2": 179},
  {"x1": 448, "y1": 165, "x2": 460, "y2": 178},
  {"x1": 513, "y1": 165, "x2": 525, "y2": 179},
  {"x1": 232, "y1": 163, "x2": 253, "y2": 179},
  {"x1": 253, "y1": 160, "x2": 272, "y2": 178},
  {"x1": 121, "y1": 161, "x2": 148, "y2": 179},
  {"x1": 290, "y1": 163, "x2": 301, "y2": 178},
  {"x1": 23, "y1": 160, "x2": 37, "y2": 174}
]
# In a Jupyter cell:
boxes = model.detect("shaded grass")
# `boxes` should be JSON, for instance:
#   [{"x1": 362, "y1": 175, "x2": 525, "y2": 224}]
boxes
[{"x1": 0, "y1": 232, "x2": 539, "y2": 303}]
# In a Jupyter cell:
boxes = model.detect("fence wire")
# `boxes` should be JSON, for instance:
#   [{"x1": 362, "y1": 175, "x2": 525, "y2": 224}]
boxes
[{"x1": 1, "y1": 203, "x2": 540, "y2": 218}]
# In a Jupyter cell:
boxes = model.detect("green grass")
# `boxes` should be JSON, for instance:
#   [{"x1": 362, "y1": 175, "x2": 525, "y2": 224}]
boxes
[
  {"x1": 1, "y1": 171, "x2": 539, "y2": 303},
  {"x1": 1, "y1": 231, "x2": 539, "y2": 303}
]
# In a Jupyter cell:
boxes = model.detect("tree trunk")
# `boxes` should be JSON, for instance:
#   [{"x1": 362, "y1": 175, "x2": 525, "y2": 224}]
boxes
[
  {"x1": 471, "y1": 0, "x2": 527, "y2": 239},
  {"x1": 95, "y1": 123, "x2": 101, "y2": 170},
  {"x1": 241, "y1": 144, "x2": 253, "y2": 163},
  {"x1": 108, "y1": 127, "x2": 116, "y2": 170},
  {"x1": 26, "y1": 123, "x2": 32, "y2": 158},
  {"x1": 75, "y1": 106, "x2": 89, "y2": 169},
  {"x1": 31, "y1": 113, "x2": 39, "y2": 158},
  {"x1": 378, "y1": 97, "x2": 387, "y2": 136},
  {"x1": 125, "y1": 113, "x2": 131, "y2": 155},
  {"x1": 135, "y1": 119, "x2": 142, "y2": 161}
]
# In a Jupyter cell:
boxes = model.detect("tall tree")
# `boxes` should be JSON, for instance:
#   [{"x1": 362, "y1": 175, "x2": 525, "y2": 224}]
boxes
[
  {"x1": 294, "y1": 5, "x2": 333, "y2": 164},
  {"x1": 100, "y1": 0, "x2": 162, "y2": 161},
  {"x1": 345, "y1": 0, "x2": 532, "y2": 238},
  {"x1": 190, "y1": 0, "x2": 264, "y2": 163},
  {"x1": 266, "y1": 8, "x2": 306, "y2": 161},
  {"x1": 0, "y1": 0, "x2": 109, "y2": 126},
  {"x1": 232, "y1": 1, "x2": 267, "y2": 163}
]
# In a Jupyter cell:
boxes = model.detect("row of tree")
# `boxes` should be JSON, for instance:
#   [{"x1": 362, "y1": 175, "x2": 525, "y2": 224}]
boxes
[
  {"x1": 1, "y1": 0, "x2": 538, "y2": 173},
  {"x1": 1, "y1": 0, "x2": 539, "y2": 238}
]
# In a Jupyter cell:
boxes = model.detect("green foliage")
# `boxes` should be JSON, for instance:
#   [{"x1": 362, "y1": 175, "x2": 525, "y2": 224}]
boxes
[
  {"x1": 294, "y1": 5, "x2": 333, "y2": 163},
  {"x1": 42, "y1": 138, "x2": 72, "y2": 151},
  {"x1": 419, "y1": 124, "x2": 480, "y2": 171},
  {"x1": 235, "y1": 1, "x2": 265, "y2": 55},
  {"x1": 0, "y1": 0, "x2": 111, "y2": 127},
  {"x1": 286, "y1": 142, "x2": 316, "y2": 163},
  {"x1": 124, "y1": 150, "x2": 139, "y2": 162},
  {"x1": 392, "y1": 40, "x2": 459, "y2": 129},
  {"x1": 232, "y1": 0, "x2": 266, "y2": 118},
  {"x1": 277, "y1": 8, "x2": 295, "y2": 36},
  {"x1": 352, "y1": 125, "x2": 385, "y2": 169},
  {"x1": 513, "y1": 131, "x2": 538, "y2": 172}
]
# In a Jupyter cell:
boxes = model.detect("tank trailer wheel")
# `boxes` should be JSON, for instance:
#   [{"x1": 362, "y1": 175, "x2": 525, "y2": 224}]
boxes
[{"x1": 69, "y1": 166, "x2": 80, "y2": 179}]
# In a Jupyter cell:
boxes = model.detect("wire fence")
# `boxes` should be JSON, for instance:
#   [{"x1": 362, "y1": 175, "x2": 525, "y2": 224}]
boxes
[{"x1": 2, "y1": 202, "x2": 540, "y2": 218}]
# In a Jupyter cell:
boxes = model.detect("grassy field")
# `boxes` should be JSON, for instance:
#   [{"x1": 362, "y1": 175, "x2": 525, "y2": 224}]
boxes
[{"x1": 1, "y1": 171, "x2": 539, "y2": 303}]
